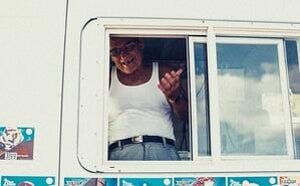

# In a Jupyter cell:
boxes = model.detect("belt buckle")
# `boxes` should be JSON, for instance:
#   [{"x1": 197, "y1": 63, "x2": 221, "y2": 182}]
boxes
[{"x1": 132, "y1": 136, "x2": 143, "y2": 143}]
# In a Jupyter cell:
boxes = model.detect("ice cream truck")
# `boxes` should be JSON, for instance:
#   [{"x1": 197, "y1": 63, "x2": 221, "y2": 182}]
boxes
[{"x1": 1, "y1": 0, "x2": 300, "y2": 185}]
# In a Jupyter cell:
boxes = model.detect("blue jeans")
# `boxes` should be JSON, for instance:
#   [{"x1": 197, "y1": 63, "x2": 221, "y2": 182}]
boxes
[{"x1": 109, "y1": 142, "x2": 180, "y2": 160}]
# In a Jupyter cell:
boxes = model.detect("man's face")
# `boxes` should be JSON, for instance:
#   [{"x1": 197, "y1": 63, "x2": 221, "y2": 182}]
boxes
[{"x1": 110, "y1": 37, "x2": 143, "y2": 74}]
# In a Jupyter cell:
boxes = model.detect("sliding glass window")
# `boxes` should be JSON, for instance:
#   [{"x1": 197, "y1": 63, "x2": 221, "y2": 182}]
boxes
[{"x1": 216, "y1": 38, "x2": 293, "y2": 157}]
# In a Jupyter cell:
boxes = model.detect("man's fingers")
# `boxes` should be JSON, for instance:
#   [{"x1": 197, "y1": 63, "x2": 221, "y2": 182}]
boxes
[
  {"x1": 170, "y1": 70, "x2": 176, "y2": 76},
  {"x1": 165, "y1": 69, "x2": 183, "y2": 83},
  {"x1": 175, "y1": 68, "x2": 183, "y2": 76},
  {"x1": 164, "y1": 73, "x2": 176, "y2": 85},
  {"x1": 160, "y1": 77, "x2": 171, "y2": 89},
  {"x1": 158, "y1": 68, "x2": 183, "y2": 97}
]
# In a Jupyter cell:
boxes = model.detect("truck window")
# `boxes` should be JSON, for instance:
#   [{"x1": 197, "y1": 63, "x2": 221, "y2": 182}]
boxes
[
  {"x1": 216, "y1": 38, "x2": 293, "y2": 157},
  {"x1": 108, "y1": 36, "x2": 191, "y2": 161},
  {"x1": 77, "y1": 19, "x2": 300, "y2": 172}
]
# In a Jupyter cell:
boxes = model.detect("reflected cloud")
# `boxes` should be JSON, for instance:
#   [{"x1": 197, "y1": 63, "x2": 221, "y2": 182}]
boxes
[
  {"x1": 217, "y1": 64, "x2": 287, "y2": 155},
  {"x1": 196, "y1": 61, "x2": 287, "y2": 155}
]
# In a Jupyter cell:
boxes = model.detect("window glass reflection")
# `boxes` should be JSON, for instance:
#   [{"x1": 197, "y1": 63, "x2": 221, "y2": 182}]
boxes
[
  {"x1": 285, "y1": 40, "x2": 300, "y2": 159},
  {"x1": 217, "y1": 42, "x2": 288, "y2": 156},
  {"x1": 194, "y1": 43, "x2": 211, "y2": 156}
]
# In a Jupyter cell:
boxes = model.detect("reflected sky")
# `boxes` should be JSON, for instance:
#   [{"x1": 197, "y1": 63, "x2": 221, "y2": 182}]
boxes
[{"x1": 217, "y1": 44, "x2": 279, "y2": 80}]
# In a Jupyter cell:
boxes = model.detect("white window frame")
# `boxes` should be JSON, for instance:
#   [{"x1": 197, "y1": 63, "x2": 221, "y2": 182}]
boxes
[
  {"x1": 189, "y1": 37, "x2": 216, "y2": 161},
  {"x1": 77, "y1": 17, "x2": 300, "y2": 173}
]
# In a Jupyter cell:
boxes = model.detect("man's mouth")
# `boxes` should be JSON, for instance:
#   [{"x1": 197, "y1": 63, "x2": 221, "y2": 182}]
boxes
[{"x1": 121, "y1": 58, "x2": 134, "y2": 66}]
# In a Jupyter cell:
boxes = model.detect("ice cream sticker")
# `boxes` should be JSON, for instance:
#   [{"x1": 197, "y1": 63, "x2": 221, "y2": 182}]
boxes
[
  {"x1": 119, "y1": 178, "x2": 172, "y2": 186},
  {"x1": 64, "y1": 177, "x2": 117, "y2": 186},
  {"x1": 279, "y1": 176, "x2": 300, "y2": 186},
  {"x1": 174, "y1": 177, "x2": 226, "y2": 186},
  {"x1": 227, "y1": 176, "x2": 278, "y2": 186},
  {"x1": 0, "y1": 176, "x2": 55, "y2": 186},
  {"x1": 0, "y1": 127, "x2": 34, "y2": 160}
]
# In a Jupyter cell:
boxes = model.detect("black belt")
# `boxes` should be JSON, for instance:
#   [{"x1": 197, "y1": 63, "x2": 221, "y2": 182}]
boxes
[{"x1": 109, "y1": 135, "x2": 175, "y2": 151}]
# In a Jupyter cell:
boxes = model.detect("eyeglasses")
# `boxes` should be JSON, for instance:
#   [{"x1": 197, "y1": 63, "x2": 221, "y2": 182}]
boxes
[{"x1": 110, "y1": 40, "x2": 139, "y2": 57}]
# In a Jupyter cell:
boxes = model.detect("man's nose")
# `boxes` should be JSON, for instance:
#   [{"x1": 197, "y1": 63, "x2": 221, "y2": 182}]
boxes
[{"x1": 119, "y1": 52, "x2": 128, "y2": 60}]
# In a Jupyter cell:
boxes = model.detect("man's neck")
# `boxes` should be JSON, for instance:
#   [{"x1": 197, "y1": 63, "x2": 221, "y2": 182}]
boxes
[{"x1": 117, "y1": 63, "x2": 152, "y2": 86}]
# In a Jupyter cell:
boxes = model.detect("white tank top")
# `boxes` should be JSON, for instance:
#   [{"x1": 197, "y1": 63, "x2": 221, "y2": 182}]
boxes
[{"x1": 108, "y1": 62, "x2": 175, "y2": 143}]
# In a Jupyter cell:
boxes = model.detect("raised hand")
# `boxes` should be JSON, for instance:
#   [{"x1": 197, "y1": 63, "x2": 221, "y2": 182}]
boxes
[{"x1": 157, "y1": 68, "x2": 183, "y2": 101}]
